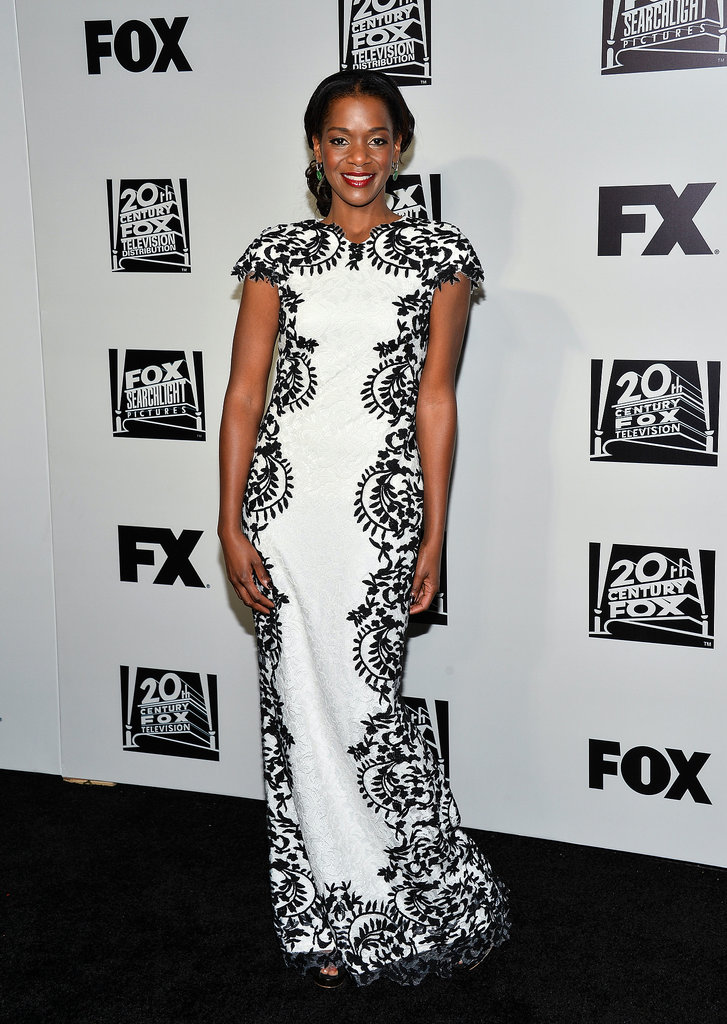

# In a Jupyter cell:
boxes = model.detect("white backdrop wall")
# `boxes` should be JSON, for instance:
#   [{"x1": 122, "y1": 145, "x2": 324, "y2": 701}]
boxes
[
  {"x1": 6, "y1": 0, "x2": 726, "y2": 867},
  {"x1": 0, "y1": 0, "x2": 60, "y2": 774}
]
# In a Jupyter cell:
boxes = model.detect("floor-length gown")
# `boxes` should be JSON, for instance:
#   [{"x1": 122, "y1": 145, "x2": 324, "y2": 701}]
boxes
[{"x1": 232, "y1": 218, "x2": 510, "y2": 986}]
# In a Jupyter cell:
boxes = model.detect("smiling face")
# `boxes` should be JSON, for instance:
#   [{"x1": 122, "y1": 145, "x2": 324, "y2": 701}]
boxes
[{"x1": 313, "y1": 92, "x2": 401, "y2": 215}]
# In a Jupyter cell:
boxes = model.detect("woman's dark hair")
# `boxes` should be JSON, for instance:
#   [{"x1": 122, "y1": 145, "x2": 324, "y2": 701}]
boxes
[{"x1": 304, "y1": 70, "x2": 415, "y2": 217}]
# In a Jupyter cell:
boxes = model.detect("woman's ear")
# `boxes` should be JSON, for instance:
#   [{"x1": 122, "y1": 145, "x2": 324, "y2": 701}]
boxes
[{"x1": 312, "y1": 136, "x2": 322, "y2": 164}]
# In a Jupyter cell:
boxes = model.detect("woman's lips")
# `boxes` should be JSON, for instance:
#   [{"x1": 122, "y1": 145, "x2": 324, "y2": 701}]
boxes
[{"x1": 341, "y1": 173, "x2": 376, "y2": 188}]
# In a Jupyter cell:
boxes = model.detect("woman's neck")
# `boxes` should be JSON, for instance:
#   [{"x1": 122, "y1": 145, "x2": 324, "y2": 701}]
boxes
[{"x1": 323, "y1": 198, "x2": 400, "y2": 244}]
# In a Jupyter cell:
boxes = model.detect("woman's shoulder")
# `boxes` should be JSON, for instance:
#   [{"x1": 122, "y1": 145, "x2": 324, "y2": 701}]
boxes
[
  {"x1": 232, "y1": 220, "x2": 342, "y2": 282},
  {"x1": 245, "y1": 219, "x2": 323, "y2": 245},
  {"x1": 391, "y1": 218, "x2": 483, "y2": 288},
  {"x1": 395, "y1": 217, "x2": 474, "y2": 243}
]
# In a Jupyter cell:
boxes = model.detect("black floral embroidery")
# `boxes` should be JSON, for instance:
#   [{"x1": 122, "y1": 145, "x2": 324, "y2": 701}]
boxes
[
  {"x1": 232, "y1": 221, "x2": 344, "y2": 283},
  {"x1": 368, "y1": 220, "x2": 484, "y2": 293},
  {"x1": 346, "y1": 240, "x2": 366, "y2": 271},
  {"x1": 241, "y1": 284, "x2": 319, "y2": 531},
  {"x1": 243, "y1": 430, "x2": 292, "y2": 524},
  {"x1": 230, "y1": 219, "x2": 507, "y2": 987}
]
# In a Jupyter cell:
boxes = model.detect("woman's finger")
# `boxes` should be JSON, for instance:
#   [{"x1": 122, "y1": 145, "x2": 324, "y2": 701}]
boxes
[
  {"x1": 252, "y1": 559, "x2": 272, "y2": 591},
  {"x1": 410, "y1": 577, "x2": 438, "y2": 614},
  {"x1": 245, "y1": 579, "x2": 275, "y2": 612},
  {"x1": 229, "y1": 570, "x2": 275, "y2": 614}
]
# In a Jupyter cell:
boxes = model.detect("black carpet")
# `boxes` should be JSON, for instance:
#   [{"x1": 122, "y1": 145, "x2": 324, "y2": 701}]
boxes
[{"x1": 2, "y1": 769, "x2": 723, "y2": 1024}]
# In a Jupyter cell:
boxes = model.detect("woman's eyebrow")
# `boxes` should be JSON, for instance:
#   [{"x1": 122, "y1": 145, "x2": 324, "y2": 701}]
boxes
[{"x1": 325, "y1": 126, "x2": 391, "y2": 133}]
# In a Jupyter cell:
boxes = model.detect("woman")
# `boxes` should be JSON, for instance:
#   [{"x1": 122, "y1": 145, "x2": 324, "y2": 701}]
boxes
[{"x1": 219, "y1": 69, "x2": 509, "y2": 988}]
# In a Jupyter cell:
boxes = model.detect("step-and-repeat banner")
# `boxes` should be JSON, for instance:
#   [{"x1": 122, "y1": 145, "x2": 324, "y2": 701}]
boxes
[
  {"x1": 7, "y1": 0, "x2": 726, "y2": 866},
  {"x1": 1, "y1": 0, "x2": 60, "y2": 775}
]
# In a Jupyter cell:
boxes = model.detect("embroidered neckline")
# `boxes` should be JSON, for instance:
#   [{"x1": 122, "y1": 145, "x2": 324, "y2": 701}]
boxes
[{"x1": 314, "y1": 218, "x2": 406, "y2": 245}]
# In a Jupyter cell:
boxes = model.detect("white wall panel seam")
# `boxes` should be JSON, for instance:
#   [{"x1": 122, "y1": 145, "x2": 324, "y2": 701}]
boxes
[{"x1": 10, "y1": 0, "x2": 61, "y2": 773}]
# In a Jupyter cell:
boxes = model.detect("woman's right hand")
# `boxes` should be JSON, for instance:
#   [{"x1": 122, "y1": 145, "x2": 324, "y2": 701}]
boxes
[{"x1": 219, "y1": 529, "x2": 275, "y2": 615}]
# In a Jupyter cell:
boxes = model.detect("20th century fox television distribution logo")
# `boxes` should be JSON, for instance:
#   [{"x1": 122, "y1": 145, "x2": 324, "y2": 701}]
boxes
[
  {"x1": 107, "y1": 179, "x2": 191, "y2": 272},
  {"x1": 121, "y1": 668, "x2": 219, "y2": 760},
  {"x1": 591, "y1": 360, "x2": 720, "y2": 465},
  {"x1": 339, "y1": 0, "x2": 432, "y2": 85},
  {"x1": 602, "y1": 0, "x2": 727, "y2": 74},
  {"x1": 109, "y1": 349, "x2": 205, "y2": 440},
  {"x1": 589, "y1": 543, "x2": 715, "y2": 648}
]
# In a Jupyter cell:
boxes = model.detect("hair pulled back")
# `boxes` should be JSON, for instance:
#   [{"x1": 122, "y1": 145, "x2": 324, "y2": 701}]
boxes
[{"x1": 304, "y1": 70, "x2": 415, "y2": 217}]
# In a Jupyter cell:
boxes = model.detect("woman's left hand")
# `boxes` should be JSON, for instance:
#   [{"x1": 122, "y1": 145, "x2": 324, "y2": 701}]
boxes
[{"x1": 410, "y1": 541, "x2": 442, "y2": 614}]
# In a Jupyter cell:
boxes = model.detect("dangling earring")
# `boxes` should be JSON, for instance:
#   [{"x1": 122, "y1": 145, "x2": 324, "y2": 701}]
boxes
[
  {"x1": 392, "y1": 160, "x2": 399, "y2": 182},
  {"x1": 315, "y1": 162, "x2": 323, "y2": 183}
]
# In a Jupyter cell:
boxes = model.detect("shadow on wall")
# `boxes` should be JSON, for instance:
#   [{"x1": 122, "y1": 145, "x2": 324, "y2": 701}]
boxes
[{"x1": 417, "y1": 157, "x2": 583, "y2": 828}]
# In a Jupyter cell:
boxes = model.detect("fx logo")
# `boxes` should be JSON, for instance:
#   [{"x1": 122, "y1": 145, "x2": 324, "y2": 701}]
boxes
[
  {"x1": 118, "y1": 526, "x2": 204, "y2": 587},
  {"x1": 85, "y1": 18, "x2": 192, "y2": 74},
  {"x1": 598, "y1": 183, "x2": 716, "y2": 255},
  {"x1": 589, "y1": 739, "x2": 711, "y2": 804}
]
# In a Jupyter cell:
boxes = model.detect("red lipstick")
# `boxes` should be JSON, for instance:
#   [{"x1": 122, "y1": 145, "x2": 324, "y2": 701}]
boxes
[{"x1": 341, "y1": 173, "x2": 375, "y2": 188}]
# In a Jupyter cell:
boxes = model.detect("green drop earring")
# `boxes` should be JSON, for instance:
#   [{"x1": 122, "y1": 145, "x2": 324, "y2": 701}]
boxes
[
  {"x1": 392, "y1": 160, "x2": 399, "y2": 182},
  {"x1": 315, "y1": 162, "x2": 323, "y2": 183}
]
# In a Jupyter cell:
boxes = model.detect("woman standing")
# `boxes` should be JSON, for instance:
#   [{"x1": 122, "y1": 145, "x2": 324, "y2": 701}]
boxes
[{"x1": 219, "y1": 70, "x2": 509, "y2": 988}]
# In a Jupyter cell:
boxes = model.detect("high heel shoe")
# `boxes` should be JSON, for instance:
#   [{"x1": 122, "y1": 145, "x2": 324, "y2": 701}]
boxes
[{"x1": 315, "y1": 965, "x2": 346, "y2": 989}]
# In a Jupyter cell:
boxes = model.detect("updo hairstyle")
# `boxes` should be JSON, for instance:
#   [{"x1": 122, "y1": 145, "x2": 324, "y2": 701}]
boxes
[{"x1": 303, "y1": 69, "x2": 415, "y2": 217}]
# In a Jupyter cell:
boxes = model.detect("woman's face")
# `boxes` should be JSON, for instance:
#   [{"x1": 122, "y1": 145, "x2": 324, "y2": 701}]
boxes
[{"x1": 313, "y1": 93, "x2": 401, "y2": 213}]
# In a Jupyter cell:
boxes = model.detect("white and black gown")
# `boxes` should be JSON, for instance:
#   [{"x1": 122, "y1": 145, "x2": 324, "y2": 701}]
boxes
[{"x1": 232, "y1": 218, "x2": 510, "y2": 986}]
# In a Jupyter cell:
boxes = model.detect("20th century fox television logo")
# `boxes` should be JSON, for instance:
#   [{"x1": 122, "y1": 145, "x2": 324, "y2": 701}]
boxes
[
  {"x1": 602, "y1": 1, "x2": 727, "y2": 74},
  {"x1": 121, "y1": 667, "x2": 219, "y2": 760},
  {"x1": 591, "y1": 360, "x2": 720, "y2": 465},
  {"x1": 107, "y1": 178, "x2": 190, "y2": 272},
  {"x1": 339, "y1": 0, "x2": 431, "y2": 85},
  {"x1": 589, "y1": 543, "x2": 715, "y2": 648}
]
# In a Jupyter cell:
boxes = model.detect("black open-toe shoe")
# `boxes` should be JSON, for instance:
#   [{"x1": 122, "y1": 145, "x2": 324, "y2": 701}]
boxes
[{"x1": 315, "y1": 965, "x2": 346, "y2": 989}]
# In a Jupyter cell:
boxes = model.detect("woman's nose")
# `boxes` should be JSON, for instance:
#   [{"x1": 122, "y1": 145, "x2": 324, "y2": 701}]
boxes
[{"x1": 348, "y1": 141, "x2": 369, "y2": 166}]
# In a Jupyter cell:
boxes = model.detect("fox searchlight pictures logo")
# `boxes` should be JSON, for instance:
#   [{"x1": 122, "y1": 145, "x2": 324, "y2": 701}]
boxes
[
  {"x1": 339, "y1": 0, "x2": 432, "y2": 85},
  {"x1": 107, "y1": 179, "x2": 191, "y2": 272},
  {"x1": 387, "y1": 172, "x2": 441, "y2": 221},
  {"x1": 109, "y1": 349, "x2": 205, "y2": 440},
  {"x1": 602, "y1": 1, "x2": 727, "y2": 74},
  {"x1": 121, "y1": 667, "x2": 219, "y2": 760},
  {"x1": 591, "y1": 360, "x2": 720, "y2": 465},
  {"x1": 589, "y1": 543, "x2": 715, "y2": 648}
]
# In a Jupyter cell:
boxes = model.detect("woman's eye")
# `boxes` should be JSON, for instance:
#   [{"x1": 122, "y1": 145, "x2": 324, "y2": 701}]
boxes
[
  {"x1": 370, "y1": 137, "x2": 387, "y2": 146},
  {"x1": 329, "y1": 137, "x2": 348, "y2": 146}
]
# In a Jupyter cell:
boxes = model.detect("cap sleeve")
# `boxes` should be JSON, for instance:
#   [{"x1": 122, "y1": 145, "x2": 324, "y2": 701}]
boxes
[
  {"x1": 231, "y1": 226, "x2": 282, "y2": 286},
  {"x1": 432, "y1": 223, "x2": 484, "y2": 293}
]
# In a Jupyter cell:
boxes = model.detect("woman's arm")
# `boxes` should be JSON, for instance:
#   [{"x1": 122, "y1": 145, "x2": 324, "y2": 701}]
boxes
[
  {"x1": 410, "y1": 274, "x2": 473, "y2": 614},
  {"x1": 218, "y1": 277, "x2": 280, "y2": 614}
]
